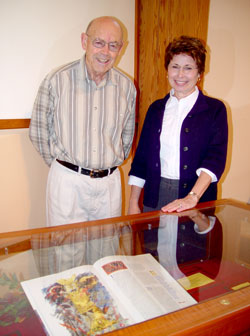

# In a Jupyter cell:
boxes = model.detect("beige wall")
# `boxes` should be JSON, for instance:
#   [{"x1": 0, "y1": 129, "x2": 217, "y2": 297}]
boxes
[
  {"x1": 1, "y1": 0, "x2": 250, "y2": 233},
  {"x1": 0, "y1": 129, "x2": 48, "y2": 232},
  {"x1": 204, "y1": 0, "x2": 250, "y2": 203}
]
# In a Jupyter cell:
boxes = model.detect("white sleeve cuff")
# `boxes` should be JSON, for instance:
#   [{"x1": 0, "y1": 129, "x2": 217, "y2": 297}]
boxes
[
  {"x1": 128, "y1": 175, "x2": 146, "y2": 188},
  {"x1": 194, "y1": 216, "x2": 216, "y2": 234},
  {"x1": 196, "y1": 168, "x2": 218, "y2": 182}
]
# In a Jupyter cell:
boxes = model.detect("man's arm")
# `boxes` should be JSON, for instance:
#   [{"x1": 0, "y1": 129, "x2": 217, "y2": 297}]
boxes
[
  {"x1": 29, "y1": 77, "x2": 54, "y2": 166},
  {"x1": 122, "y1": 85, "x2": 137, "y2": 159}
]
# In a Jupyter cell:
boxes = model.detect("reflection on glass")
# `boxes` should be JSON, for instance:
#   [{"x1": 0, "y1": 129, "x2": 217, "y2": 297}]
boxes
[
  {"x1": 31, "y1": 223, "x2": 132, "y2": 276},
  {"x1": 143, "y1": 210, "x2": 223, "y2": 299}
]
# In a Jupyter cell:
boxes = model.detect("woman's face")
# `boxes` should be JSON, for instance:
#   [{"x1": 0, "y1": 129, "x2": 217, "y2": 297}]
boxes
[{"x1": 167, "y1": 53, "x2": 200, "y2": 99}]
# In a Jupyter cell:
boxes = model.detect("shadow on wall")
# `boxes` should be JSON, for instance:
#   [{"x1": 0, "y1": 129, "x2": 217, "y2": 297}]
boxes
[
  {"x1": 217, "y1": 99, "x2": 232, "y2": 200},
  {"x1": 21, "y1": 130, "x2": 49, "y2": 230},
  {"x1": 119, "y1": 155, "x2": 132, "y2": 216}
]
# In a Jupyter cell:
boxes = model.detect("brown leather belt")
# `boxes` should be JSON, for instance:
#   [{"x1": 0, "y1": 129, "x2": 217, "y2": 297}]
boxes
[{"x1": 56, "y1": 159, "x2": 117, "y2": 178}]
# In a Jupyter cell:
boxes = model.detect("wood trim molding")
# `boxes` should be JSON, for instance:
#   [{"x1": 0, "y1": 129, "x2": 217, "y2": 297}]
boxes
[
  {"x1": 0, "y1": 119, "x2": 30, "y2": 129},
  {"x1": 0, "y1": 198, "x2": 248, "y2": 239}
]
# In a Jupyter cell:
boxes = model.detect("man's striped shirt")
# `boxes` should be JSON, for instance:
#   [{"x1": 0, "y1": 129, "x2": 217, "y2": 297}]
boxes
[{"x1": 29, "y1": 56, "x2": 136, "y2": 169}]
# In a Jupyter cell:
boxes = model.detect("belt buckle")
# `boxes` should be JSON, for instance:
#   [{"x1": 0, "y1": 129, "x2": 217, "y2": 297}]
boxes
[{"x1": 90, "y1": 169, "x2": 99, "y2": 178}]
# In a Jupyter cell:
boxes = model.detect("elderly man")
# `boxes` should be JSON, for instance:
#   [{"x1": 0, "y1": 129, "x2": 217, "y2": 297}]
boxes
[{"x1": 29, "y1": 16, "x2": 136, "y2": 226}]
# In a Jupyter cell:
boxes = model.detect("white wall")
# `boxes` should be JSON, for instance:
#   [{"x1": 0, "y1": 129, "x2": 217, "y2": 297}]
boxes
[
  {"x1": 0, "y1": 0, "x2": 135, "y2": 119},
  {"x1": 204, "y1": 0, "x2": 250, "y2": 203},
  {"x1": 0, "y1": 0, "x2": 135, "y2": 232}
]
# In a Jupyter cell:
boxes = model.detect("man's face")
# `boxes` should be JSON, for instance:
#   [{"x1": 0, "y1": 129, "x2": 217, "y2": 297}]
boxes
[{"x1": 81, "y1": 18, "x2": 123, "y2": 84}]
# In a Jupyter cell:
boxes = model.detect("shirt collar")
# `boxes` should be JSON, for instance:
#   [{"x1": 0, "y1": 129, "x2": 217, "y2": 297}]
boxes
[
  {"x1": 166, "y1": 86, "x2": 199, "y2": 112},
  {"x1": 81, "y1": 56, "x2": 116, "y2": 88},
  {"x1": 169, "y1": 86, "x2": 199, "y2": 102}
]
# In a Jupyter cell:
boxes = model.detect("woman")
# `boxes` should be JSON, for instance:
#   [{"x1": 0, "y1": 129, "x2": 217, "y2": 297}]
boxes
[{"x1": 128, "y1": 36, "x2": 228, "y2": 214}]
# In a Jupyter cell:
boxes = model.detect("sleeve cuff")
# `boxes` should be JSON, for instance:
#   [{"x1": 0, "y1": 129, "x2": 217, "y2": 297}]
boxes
[
  {"x1": 128, "y1": 175, "x2": 146, "y2": 188},
  {"x1": 196, "y1": 168, "x2": 218, "y2": 182},
  {"x1": 194, "y1": 216, "x2": 216, "y2": 234}
]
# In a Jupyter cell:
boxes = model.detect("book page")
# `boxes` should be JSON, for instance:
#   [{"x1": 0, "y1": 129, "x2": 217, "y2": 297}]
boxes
[
  {"x1": 21, "y1": 265, "x2": 135, "y2": 336},
  {"x1": 21, "y1": 254, "x2": 197, "y2": 335},
  {"x1": 95, "y1": 254, "x2": 197, "y2": 321}
]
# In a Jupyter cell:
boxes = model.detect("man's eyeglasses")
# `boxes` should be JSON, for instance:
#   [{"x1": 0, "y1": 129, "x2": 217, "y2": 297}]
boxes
[{"x1": 87, "y1": 35, "x2": 122, "y2": 52}]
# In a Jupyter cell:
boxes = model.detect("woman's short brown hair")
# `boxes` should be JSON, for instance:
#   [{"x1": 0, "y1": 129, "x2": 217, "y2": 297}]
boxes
[{"x1": 165, "y1": 36, "x2": 207, "y2": 74}]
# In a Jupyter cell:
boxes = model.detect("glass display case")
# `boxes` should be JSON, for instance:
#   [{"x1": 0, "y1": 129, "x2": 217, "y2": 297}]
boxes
[{"x1": 0, "y1": 199, "x2": 249, "y2": 336}]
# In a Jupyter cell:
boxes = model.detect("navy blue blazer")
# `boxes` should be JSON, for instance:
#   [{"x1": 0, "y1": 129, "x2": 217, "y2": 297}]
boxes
[{"x1": 129, "y1": 90, "x2": 228, "y2": 208}]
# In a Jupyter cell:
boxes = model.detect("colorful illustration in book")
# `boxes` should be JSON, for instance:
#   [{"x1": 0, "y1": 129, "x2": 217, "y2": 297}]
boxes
[
  {"x1": 43, "y1": 271, "x2": 128, "y2": 335},
  {"x1": 102, "y1": 261, "x2": 127, "y2": 275}
]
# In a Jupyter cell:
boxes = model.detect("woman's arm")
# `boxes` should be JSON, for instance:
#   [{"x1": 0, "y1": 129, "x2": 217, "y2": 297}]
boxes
[
  {"x1": 161, "y1": 171, "x2": 212, "y2": 213},
  {"x1": 128, "y1": 185, "x2": 143, "y2": 215}
]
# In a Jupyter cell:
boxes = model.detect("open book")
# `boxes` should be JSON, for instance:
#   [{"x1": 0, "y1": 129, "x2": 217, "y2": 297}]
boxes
[{"x1": 21, "y1": 254, "x2": 197, "y2": 336}]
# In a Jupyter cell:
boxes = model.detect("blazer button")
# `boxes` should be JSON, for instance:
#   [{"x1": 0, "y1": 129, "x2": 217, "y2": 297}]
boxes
[
  {"x1": 183, "y1": 165, "x2": 188, "y2": 170},
  {"x1": 185, "y1": 128, "x2": 189, "y2": 133},
  {"x1": 183, "y1": 146, "x2": 189, "y2": 151},
  {"x1": 183, "y1": 183, "x2": 188, "y2": 188}
]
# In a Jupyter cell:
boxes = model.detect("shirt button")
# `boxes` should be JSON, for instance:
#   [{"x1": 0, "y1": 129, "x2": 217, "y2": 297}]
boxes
[
  {"x1": 183, "y1": 165, "x2": 188, "y2": 170},
  {"x1": 94, "y1": 107, "x2": 97, "y2": 110},
  {"x1": 183, "y1": 146, "x2": 189, "y2": 151}
]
